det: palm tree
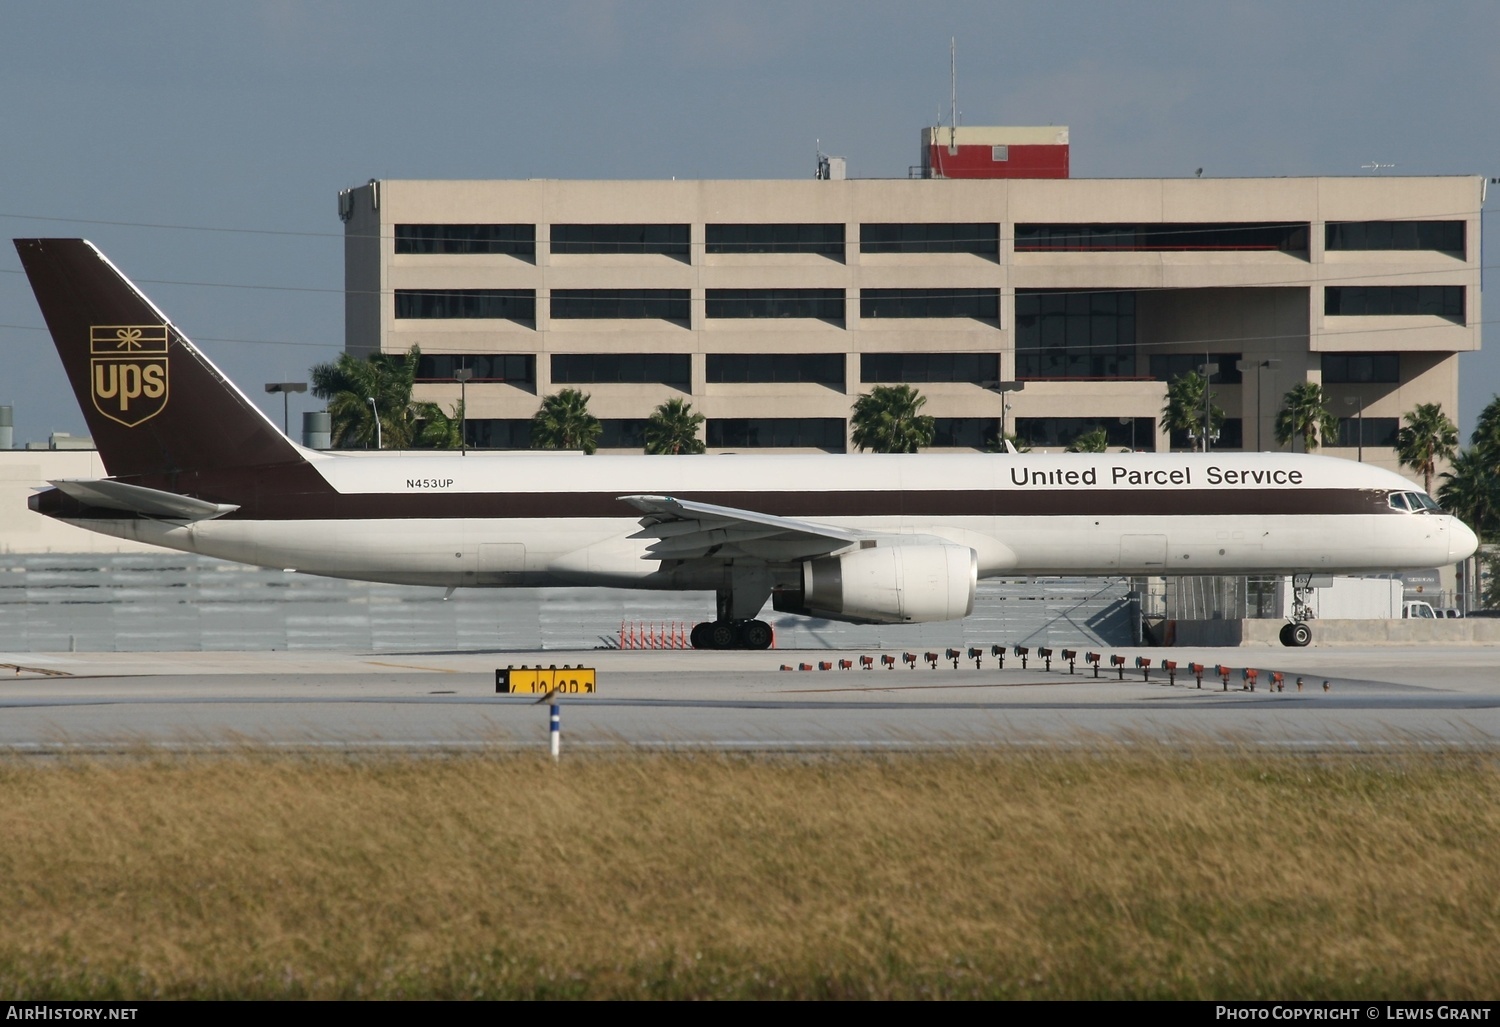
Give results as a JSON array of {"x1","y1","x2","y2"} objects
[
  {"x1": 1066, "y1": 427, "x2": 1109, "y2": 453},
  {"x1": 1159, "y1": 371, "x2": 1223, "y2": 451},
  {"x1": 644, "y1": 398, "x2": 705, "y2": 454},
  {"x1": 311, "y1": 344, "x2": 426, "y2": 449},
  {"x1": 417, "y1": 400, "x2": 464, "y2": 449},
  {"x1": 1439, "y1": 449, "x2": 1497, "y2": 539},
  {"x1": 984, "y1": 432, "x2": 1031, "y2": 454},
  {"x1": 1274, "y1": 382, "x2": 1337, "y2": 453},
  {"x1": 1396, "y1": 402, "x2": 1458, "y2": 494},
  {"x1": 531, "y1": 389, "x2": 602, "y2": 454},
  {"x1": 1440, "y1": 399, "x2": 1500, "y2": 612},
  {"x1": 850, "y1": 384, "x2": 936, "y2": 453},
  {"x1": 1440, "y1": 443, "x2": 1498, "y2": 615},
  {"x1": 1470, "y1": 395, "x2": 1500, "y2": 456}
]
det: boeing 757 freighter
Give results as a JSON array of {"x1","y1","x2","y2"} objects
[{"x1": 16, "y1": 239, "x2": 1478, "y2": 648}]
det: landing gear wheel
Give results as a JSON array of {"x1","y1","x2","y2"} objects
[
  {"x1": 1288, "y1": 622, "x2": 1312, "y2": 648},
  {"x1": 1278, "y1": 623, "x2": 1294, "y2": 647},
  {"x1": 708, "y1": 620, "x2": 738, "y2": 649},
  {"x1": 738, "y1": 619, "x2": 773, "y2": 650},
  {"x1": 690, "y1": 619, "x2": 773, "y2": 650}
]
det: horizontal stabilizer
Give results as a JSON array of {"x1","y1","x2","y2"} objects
[{"x1": 49, "y1": 478, "x2": 240, "y2": 521}]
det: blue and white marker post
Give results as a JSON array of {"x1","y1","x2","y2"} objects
[
  {"x1": 500, "y1": 672, "x2": 593, "y2": 760},
  {"x1": 550, "y1": 700, "x2": 561, "y2": 761}
]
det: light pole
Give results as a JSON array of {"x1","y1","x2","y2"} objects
[
  {"x1": 1343, "y1": 395, "x2": 1364, "y2": 462},
  {"x1": 1235, "y1": 358, "x2": 1280, "y2": 451},
  {"x1": 1118, "y1": 415, "x2": 1136, "y2": 452},
  {"x1": 454, "y1": 368, "x2": 473, "y2": 455},
  {"x1": 983, "y1": 380, "x2": 1025, "y2": 449},
  {"x1": 263, "y1": 381, "x2": 307, "y2": 436},
  {"x1": 367, "y1": 396, "x2": 381, "y2": 450},
  {"x1": 1197, "y1": 360, "x2": 1219, "y2": 452}
]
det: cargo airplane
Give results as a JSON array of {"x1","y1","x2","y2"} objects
[{"x1": 16, "y1": 239, "x2": 1479, "y2": 648}]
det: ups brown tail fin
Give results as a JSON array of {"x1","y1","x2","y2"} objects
[{"x1": 15, "y1": 239, "x2": 306, "y2": 480}]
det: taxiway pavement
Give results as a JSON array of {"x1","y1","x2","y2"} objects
[{"x1": 2, "y1": 644, "x2": 1499, "y2": 752}]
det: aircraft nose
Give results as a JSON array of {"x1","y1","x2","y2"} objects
[{"x1": 1449, "y1": 517, "x2": 1480, "y2": 563}]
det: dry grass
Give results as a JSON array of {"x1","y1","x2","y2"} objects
[{"x1": 1, "y1": 747, "x2": 1498, "y2": 999}]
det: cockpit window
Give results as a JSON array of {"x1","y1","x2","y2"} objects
[{"x1": 1388, "y1": 491, "x2": 1441, "y2": 513}]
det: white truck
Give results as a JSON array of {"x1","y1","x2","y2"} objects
[
  {"x1": 1402, "y1": 600, "x2": 1438, "y2": 619},
  {"x1": 1276, "y1": 576, "x2": 1405, "y2": 619}
]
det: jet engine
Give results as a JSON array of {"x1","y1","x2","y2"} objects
[{"x1": 773, "y1": 544, "x2": 977, "y2": 624}]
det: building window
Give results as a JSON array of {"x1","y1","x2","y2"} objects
[
  {"x1": 706, "y1": 353, "x2": 845, "y2": 386},
  {"x1": 551, "y1": 353, "x2": 691, "y2": 388},
  {"x1": 395, "y1": 289, "x2": 535, "y2": 322},
  {"x1": 1326, "y1": 221, "x2": 1464, "y2": 253},
  {"x1": 1167, "y1": 418, "x2": 1243, "y2": 452},
  {"x1": 1325, "y1": 286, "x2": 1464, "y2": 320},
  {"x1": 394, "y1": 224, "x2": 535, "y2": 257},
  {"x1": 414, "y1": 354, "x2": 535, "y2": 385},
  {"x1": 1015, "y1": 290, "x2": 1137, "y2": 379},
  {"x1": 860, "y1": 288, "x2": 999, "y2": 320},
  {"x1": 705, "y1": 289, "x2": 844, "y2": 320},
  {"x1": 1017, "y1": 416, "x2": 1159, "y2": 450},
  {"x1": 860, "y1": 223, "x2": 1000, "y2": 257},
  {"x1": 1150, "y1": 352, "x2": 1244, "y2": 385},
  {"x1": 550, "y1": 289, "x2": 691, "y2": 321},
  {"x1": 931, "y1": 418, "x2": 999, "y2": 449},
  {"x1": 599, "y1": 419, "x2": 650, "y2": 449},
  {"x1": 860, "y1": 352, "x2": 998, "y2": 384},
  {"x1": 707, "y1": 418, "x2": 846, "y2": 452},
  {"x1": 991, "y1": 146, "x2": 1009, "y2": 162},
  {"x1": 1014, "y1": 222, "x2": 1309, "y2": 253},
  {"x1": 1321, "y1": 352, "x2": 1400, "y2": 384},
  {"x1": 1336, "y1": 417, "x2": 1400, "y2": 448},
  {"x1": 705, "y1": 224, "x2": 844, "y2": 256},
  {"x1": 550, "y1": 224, "x2": 689, "y2": 257},
  {"x1": 465, "y1": 419, "x2": 532, "y2": 449}
]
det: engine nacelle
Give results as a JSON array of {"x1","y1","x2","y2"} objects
[{"x1": 774, "y1": 544, "x2": 977, "y2": 624}]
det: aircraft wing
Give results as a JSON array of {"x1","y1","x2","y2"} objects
[{"x1": 619, "y1": 494, "x2": 870, "y2": 562}]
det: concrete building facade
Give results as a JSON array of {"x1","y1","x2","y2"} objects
[{"x1": 340, "y1": 172, "x2": 1481, "y2": 473}]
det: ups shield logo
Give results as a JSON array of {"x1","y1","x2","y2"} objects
[{"x1": 90, "y1": 325, "x2": 169, "y2": 427}]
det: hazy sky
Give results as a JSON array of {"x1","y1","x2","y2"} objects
[{"x1": 3, "y1": 1, "x2": 1498, "y2": 446}]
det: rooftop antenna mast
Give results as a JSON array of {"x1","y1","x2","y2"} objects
[{"x1": 948, "y1": 37, "x2": 959, "y2": 155}]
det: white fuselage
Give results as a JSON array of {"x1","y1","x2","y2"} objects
[{"x1": 56, "y1": 449, "x2": 1476, "y2": 590}]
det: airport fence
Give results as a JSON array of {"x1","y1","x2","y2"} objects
[{"x1": 0, "y1": 553, "x2": 1137, "y2": 653}]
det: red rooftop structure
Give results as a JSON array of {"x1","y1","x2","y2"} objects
[{"x1": 920, "y1": 126, "x2": 1070, "y2": 179}]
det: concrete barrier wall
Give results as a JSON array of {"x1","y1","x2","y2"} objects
[{"x1": 1170, "y1": 618, "x2": 1500, "y2": 647}]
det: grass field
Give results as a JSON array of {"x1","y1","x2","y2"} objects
[{"x1": 1, "y1": 747, "x2": 1497, "y2": 999}]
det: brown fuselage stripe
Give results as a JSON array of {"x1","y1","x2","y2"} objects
[{"x1": 31, "y1": 463, "x2": 1401, "y2": 521}]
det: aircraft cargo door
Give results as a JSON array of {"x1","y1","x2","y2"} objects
[
  {"x1": 1119, "y1": 534, "x2": 1167, "y2": 572},
  {"x1": 480, "y1": 543, "x2": 527, "y2": 584}
]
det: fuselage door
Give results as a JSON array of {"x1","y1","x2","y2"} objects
[{"x1": 481, "y1": 543, "x2": 526, "y2": 579}]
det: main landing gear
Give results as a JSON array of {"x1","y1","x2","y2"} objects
[
  {"x1": 689, "y1": 619, "x2": 774, "y2": 650},
  {"x1": 690, "y1": 574, "x2": 775, "y2": 650},
  {"x1": 1279, "y1": 573, "x2": 1314, "y2": 647}
]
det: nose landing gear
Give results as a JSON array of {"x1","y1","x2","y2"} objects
[
  {"x1": 1280, "y1": 573, "x2": 1315, "y2": 647},
  {"x1": 1279, "y1": 621, "x2": 1312, "y2": 647}
]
